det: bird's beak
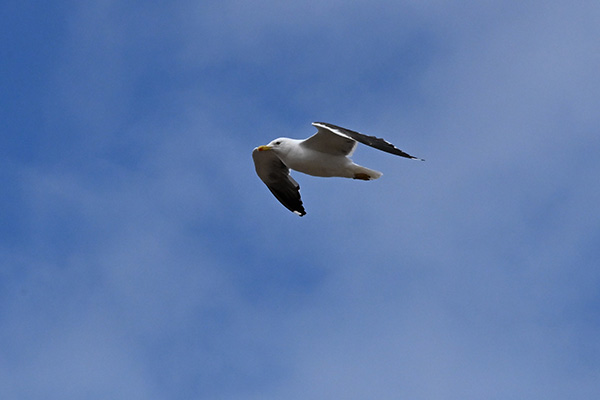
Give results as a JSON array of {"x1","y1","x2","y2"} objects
[{"x1": 257, "y1": 145, "x2": 272, "y2": 151}]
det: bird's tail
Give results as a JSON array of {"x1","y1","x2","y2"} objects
[{"x1": 351, "y1": 164, "x2": 382, "y2": 180}]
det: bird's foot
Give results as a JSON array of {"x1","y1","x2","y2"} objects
[{"x1": 353, "y1": 173, "x2": 371, "y2": 180}]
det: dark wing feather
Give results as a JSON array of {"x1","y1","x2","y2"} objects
[
  {"x1": 312, "y1": 122, "x2": 424, "y2": 160},
  {"x1": 252, "y1": 148, "x2": 306, "y2": 216}
]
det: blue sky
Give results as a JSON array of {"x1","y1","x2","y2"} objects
[{"x1": 2, "y1": 0, "x2": 600, "y2": 398}]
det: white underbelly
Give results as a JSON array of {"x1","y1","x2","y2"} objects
[{"x1": 285, "y1": 154, "x2": 353, "y2": 178}]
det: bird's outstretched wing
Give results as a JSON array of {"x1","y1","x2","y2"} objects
[
  {"x1": 301, "y1": 124, "x2": 358, "y2": 156},
  {"x1": 252, "y1": 148, "x2": 306, "y2": 216},
  {"x1": 311, "y1": 122, "x2": 424, "y2": 160}
]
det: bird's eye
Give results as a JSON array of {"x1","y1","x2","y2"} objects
[{"x1": 274, "y1": 141, "x2": 281, "y2": 145}]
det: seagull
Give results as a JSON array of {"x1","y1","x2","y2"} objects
[{"x1": 252, "y1": 122, "x2": 423, "y2": 216}]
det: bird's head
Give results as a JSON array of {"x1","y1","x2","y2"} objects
[{"x1": 257, "y1": 138, "x2": 288, "y2": 153}]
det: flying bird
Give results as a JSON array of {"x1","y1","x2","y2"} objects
[{"x1": 252, "y1": 122, "x2": 423, "y2": 216}]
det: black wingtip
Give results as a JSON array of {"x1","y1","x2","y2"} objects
[{"x1": 293, "y1": 209, "x2": 306, "y2": 217}]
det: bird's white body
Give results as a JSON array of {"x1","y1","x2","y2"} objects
[{"x1": 266, "y1": 138, "x2": 382, "y2": 180}]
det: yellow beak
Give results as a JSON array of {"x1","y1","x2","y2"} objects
[{"x1": 257, "y1": 145, "x2": 272, "y2": 151}]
